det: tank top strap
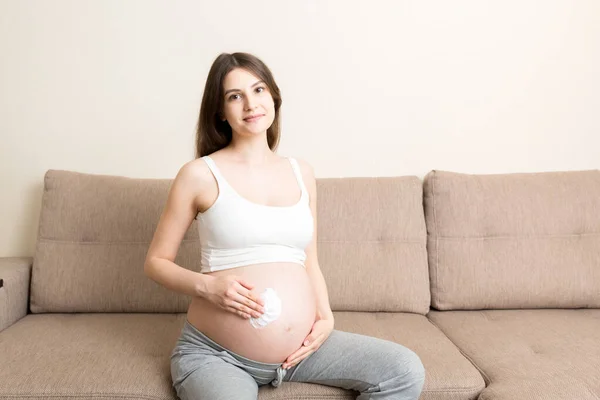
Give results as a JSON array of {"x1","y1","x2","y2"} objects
[
  {"x1": 202, "y1": 156, "x2": 233, "y2": 193},
  {"x1": 287, "y1": 157, "x2": 308, "y2": 200}
]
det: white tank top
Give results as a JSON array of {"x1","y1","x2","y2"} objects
[{"x1": 195, "y1": 155, "x2": 314, "y2": 273}]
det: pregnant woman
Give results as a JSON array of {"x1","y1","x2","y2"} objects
[{"x1": 144, "y1": 52, "x2": 425, "y2": 400}]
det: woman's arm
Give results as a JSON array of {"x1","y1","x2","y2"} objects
[{"x1": 144, "y1": 161, "x2": 214, "y2": 298}]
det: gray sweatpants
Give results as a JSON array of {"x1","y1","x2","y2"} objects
[{"x1": 170, "y1": 319, "x2": 425, "y2": 400}]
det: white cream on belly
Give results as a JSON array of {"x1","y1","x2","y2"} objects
[{"x1": 249, "y1": 288, "x2": 282, "y2": 328}]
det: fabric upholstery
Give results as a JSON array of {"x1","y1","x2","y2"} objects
[
  {"x1": 0, "y1": 312, "x2": 483, "y2": 400},
  {"x1": 423, "y1": 169, "x2": 600, "y2": 310},
  {"x1": 0, "y1": 257, "x2": 32, "y2": 332},
  {"x1": 333, "y1": 312, "x2": 484, "y2": 400},
  {"x1": 30, "y1": 170, "x2": 200, "y2": 313},
  {"x1": 316, "y1": 177, "x2": 430, "y2": 313},
  {"x1": 31, "y1": 170, "x2": 430, "y2": 314},
  {"x1": 428, "y1": 309, "x2": 600, "y2": 399}
]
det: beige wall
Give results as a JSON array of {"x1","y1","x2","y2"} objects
[{"x1": 1, "y1": 0, "x2": 599, "y2": 257}]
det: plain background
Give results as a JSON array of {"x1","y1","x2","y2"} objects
[{"x1": 1, "y1": 0, "x2": 599, "y2": 257}]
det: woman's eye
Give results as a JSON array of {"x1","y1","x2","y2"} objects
[
  {"x1": 256, "y1": 87, "x2": 265, "y2": 93},
  {"x1": 229, "y1": 94, "x2": 240, "y2": 101}
]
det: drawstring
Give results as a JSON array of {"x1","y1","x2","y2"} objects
[{"x1": 271, "y1": 366, "x2": 287, "y2": 388}]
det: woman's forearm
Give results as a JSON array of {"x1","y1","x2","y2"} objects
[{"x1": 144, "y1": 257, "x2": 214, "y2": 298}]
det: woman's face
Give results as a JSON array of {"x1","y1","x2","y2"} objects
[{"x1": 221, "y1": 68, "x2": 276, "y2": 138}]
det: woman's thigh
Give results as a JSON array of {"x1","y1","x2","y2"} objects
[
  {"x1": 171, "y1": 352, "x2": 258, "y2": 400},
  {"x1": 283, "y1": 330, "x2": 425, "y2": 397}
]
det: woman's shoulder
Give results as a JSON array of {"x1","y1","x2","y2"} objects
[
  {"x1": 285, "y1": 155, "x2": 316, "y2": 189},
  {"x1": 173, "y1": 158, "x2": 213, "y2": 191},
  {"x1": 287, "y1": 156, "x2": 315, "y2": 177}
]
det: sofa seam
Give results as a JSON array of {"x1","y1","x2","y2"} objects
[
  {"x1": 423, "y1": 386, "x2": 484, "y2": 393},
  {"x1": 425, "y1": 317, "x2": 491, "y2": 387},
  {"x1": 432, "y1": 171, "x2": 440, "y2": 307},
  {"x1": 437, "y1": 232, "x2": 600, "y2": 239}
]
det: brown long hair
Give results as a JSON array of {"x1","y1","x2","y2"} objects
[{"x1": 195, "y1": 52, "x2": 283, "y2": 158}]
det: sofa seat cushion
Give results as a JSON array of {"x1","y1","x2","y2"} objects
[
  {"x1": 1, "y1": 313, "x2": 349, "y2": 400},
  {"x1": 0, "y1": 312, "x2": 484, "y2": 400},
  {"x1": 428, "y1": 309, "x2": 600, "y2": 400},
  {"x1": 0, "y1": 313, "x2": 181, "y2": 400},
  {"x1": 325, "y1": 312, "x2": 485, "y2": 400}
]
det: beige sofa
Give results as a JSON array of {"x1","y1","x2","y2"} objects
[{"x1": 1, "y1": 168, "x2": 599, "y2": 400}]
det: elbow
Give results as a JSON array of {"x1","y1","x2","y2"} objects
[{"x1": 143, "y1": 256, "x2": 157, "y2": 277}]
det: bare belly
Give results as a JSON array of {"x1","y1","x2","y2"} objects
[{"x1": 186, "y1": 262, "x2": 317, "y2": 363}]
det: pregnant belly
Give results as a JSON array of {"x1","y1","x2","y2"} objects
[{"x1": 186, "y1": 263, "x2": 317, "y2": 363}]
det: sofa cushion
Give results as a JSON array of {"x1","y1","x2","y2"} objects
[
  {"x1": 428, "y1": 309, "x2": 600, "y2": 400},
  {"x1": 0, "y1": 257, "x2": 32, "y2": 332},
  {"x1": 0, "y1": 312, "x2": 484, "y2": 400},
  {"x1": 316, "y1": 177, "x2": 430, "y2": 313},
  {"x1": 0, "y1": 314, "x2": 180, "y2": 400},
  {"x1": 0, "y1": 314, "x2": 350, "y2": 400},
  {"x1": 331, "y1": 312, "x2": 484, "y2": 400},
  {"x1": 32, "y1": 170, "x2": 430, "y2": 314},
  {"x1": 423, "y1": 169, "x2": 600, "y2": 310},
  {"x1": 31, "y1": 170, "x2": 201, "y2": 313}
]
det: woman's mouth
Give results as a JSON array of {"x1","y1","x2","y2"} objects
[{"x1": 244, "y1": 114, "x2": 264, "y2": 123}]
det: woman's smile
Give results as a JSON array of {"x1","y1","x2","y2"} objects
[{"x1": 244, "y1": 114, "x2": 265, "y2": 123}]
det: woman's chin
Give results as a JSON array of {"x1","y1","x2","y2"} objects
[
  {"x1": 239, "y1": 127, "x2": 269, "y2": 137},
  {"x1": 236, "y1": 118, "x2": 273, "y2": 136}
]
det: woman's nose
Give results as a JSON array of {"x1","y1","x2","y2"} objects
[{"x1": 245, "y1": 97, "x2": 257, "y2": 110}]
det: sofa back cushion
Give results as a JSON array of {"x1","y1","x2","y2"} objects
[
  {"x1": 316, "y1": 177, "x2": 430, "y2": 313},
  {"x1": 32, "y1": 170, "x2": 430, "y2": 314},
  {"x1": 30, "y1": 170, "x2": 201, "y2": 313},
  {"x1": 423, "y1": 169, "x2": 600, "y2": 310}
]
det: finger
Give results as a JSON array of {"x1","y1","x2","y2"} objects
[
  {"x1": 235, "y1": 278, "x2": 254, "y2": 291},
  {"x1": 232, "y1": 280, "x2": 264, "y2": 309},
  {"x1": 233, "y1": 292, "x2": 264, "y2": 314},
  {"x1": 287, "y1": 336, "x2": 324, "y2": 365},
  {"x1": 232, "y1": 301, "x2": 262, "y2": 318},
  {"x1": 243, "y1": 289, "x2": 265, "y2": 310},
  {"x1": 226, "y1": 306, "x2": 251, "y2": 319},
  {"x1": 304, "y1": 333, "x2": 324, "y2": 347},
  {"x1": 285, "y1": 350, "x2": 302, "y2": 364},
  {"x1": 286, "y1": 346, "x2": 313, "y2": 365},
  {"x1": 286, "y1": 338, "x2": 316, "y2": 362},
  {"x1": 241, "y1": 287, "x2": 265, "y2": 308},
  {"x1": 286, "y1": 349, "x2": 315, "y2": 369}
]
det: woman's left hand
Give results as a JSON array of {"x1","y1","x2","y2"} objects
[{"x1": 282, "y1": 317, "x2": 334, "y2": 370}]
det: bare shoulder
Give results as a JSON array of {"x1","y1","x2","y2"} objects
[
  {"x1": 292, "y1": 157, "x2": 316, "y2": 181},
  {"x1": 172, "y1": 157, "x2": 219, "y2": 214},
  {"x1": 175, "y1": 157, "x2": 212, "y2": 191},
  {"x1": 291, "y1": 157, "x2": 317, "y2": 198}
]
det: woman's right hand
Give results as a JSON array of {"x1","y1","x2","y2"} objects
[{"x1": 205, "y1": 275, "x2": 265, "y2": 319}]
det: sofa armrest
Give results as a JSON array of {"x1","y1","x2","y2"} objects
[{"x1": 0, "y1": 257, "x2": 32, "y2": 333}]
